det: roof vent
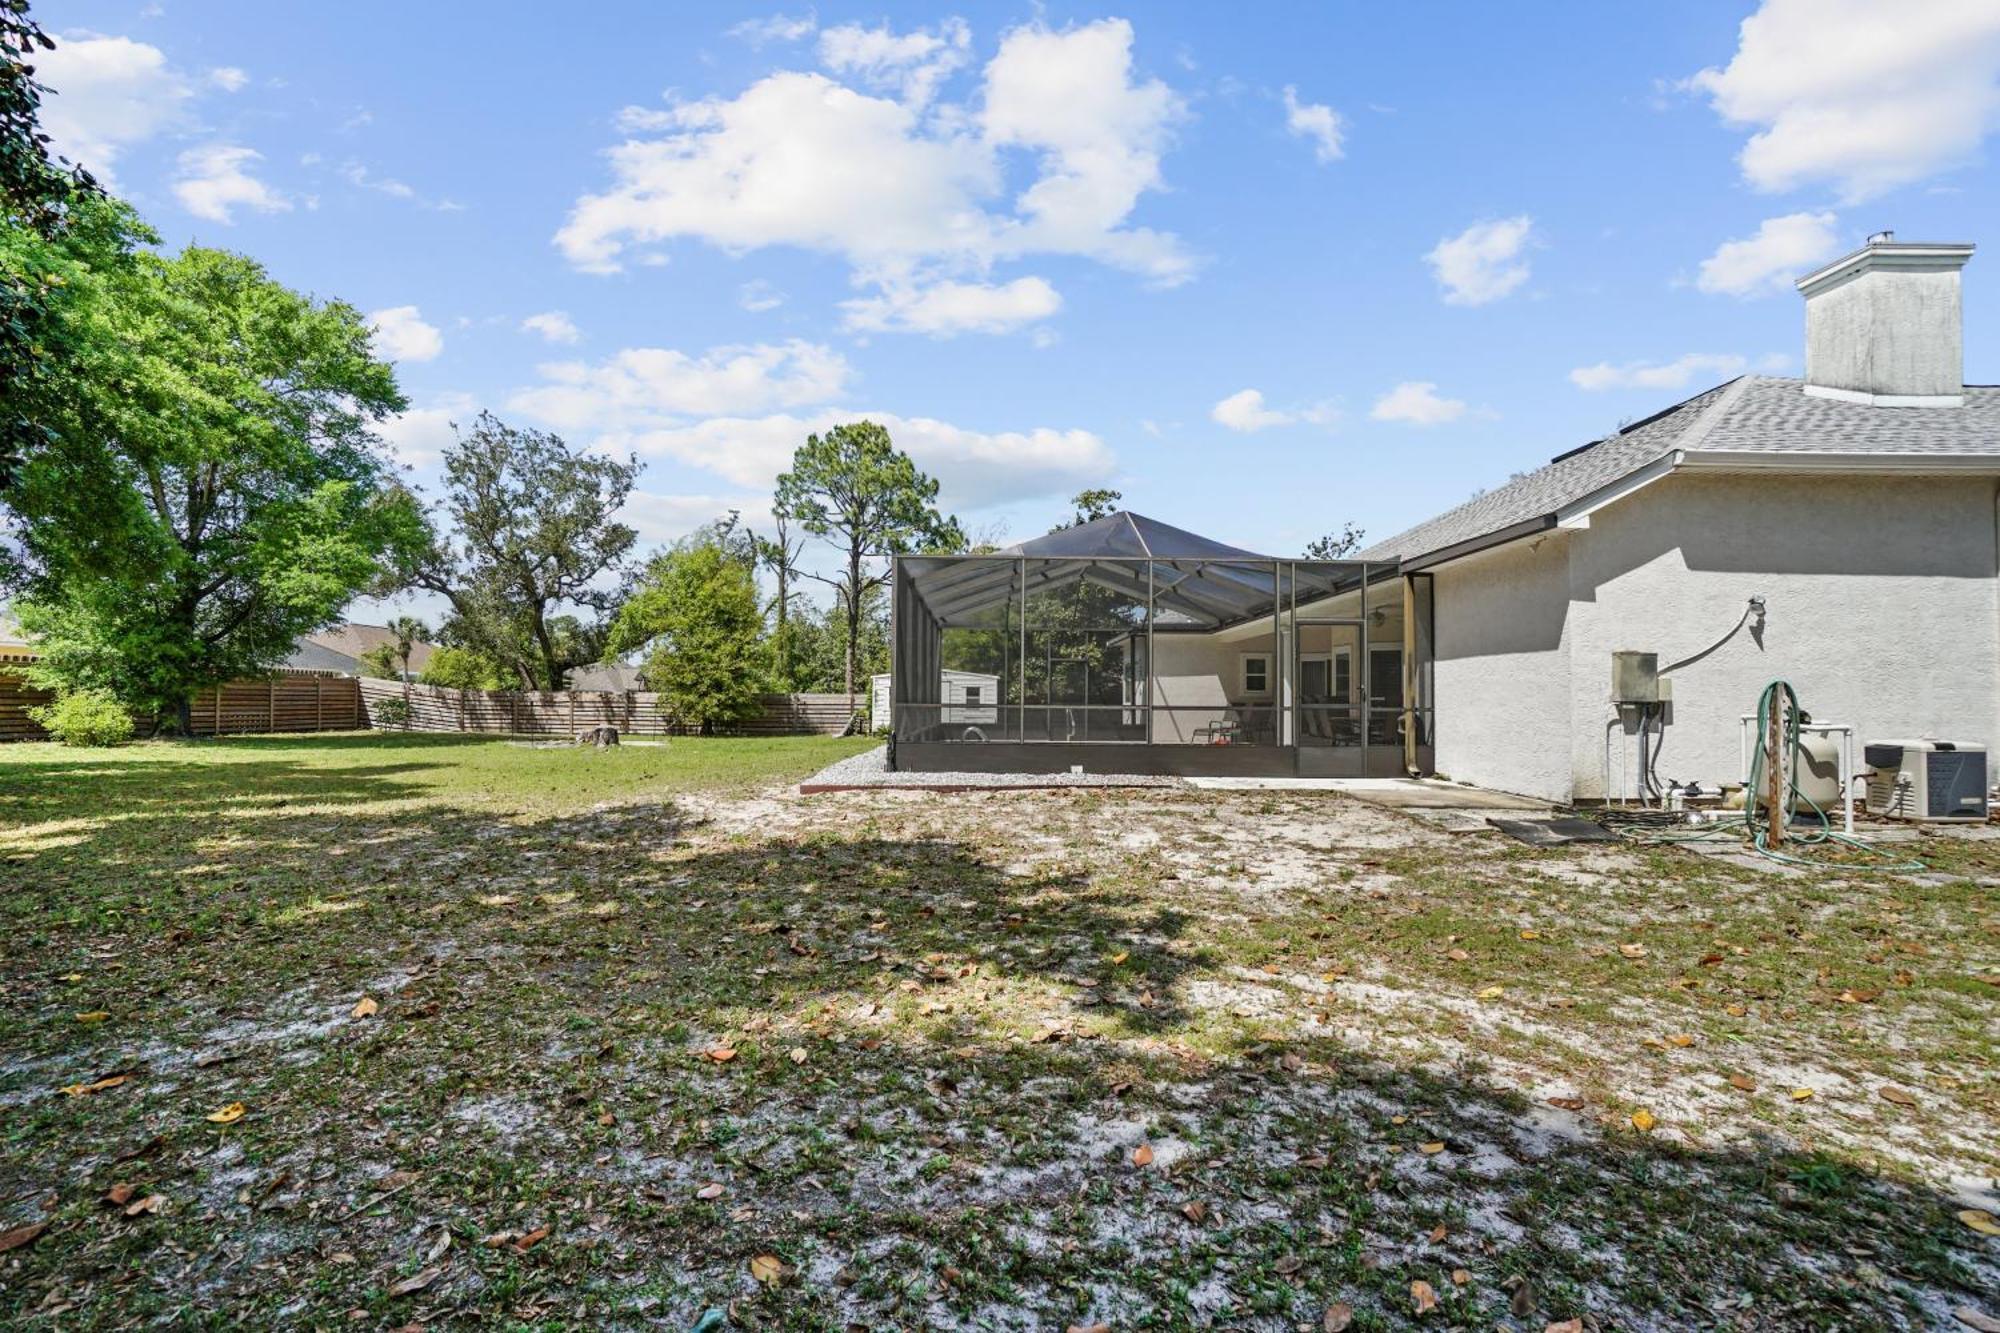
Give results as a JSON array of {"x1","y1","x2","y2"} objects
[{"x1": 1796, "y1": 236, "x2": 1973, "y2": 407}]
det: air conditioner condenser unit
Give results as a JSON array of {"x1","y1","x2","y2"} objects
[{"x1": 1863, "y1": 740, "x2": 1988, "y2": 822}]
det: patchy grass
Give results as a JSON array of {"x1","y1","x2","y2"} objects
[{"x1": 0, "y1": 737, "x2": 1995, "y2": 1330}]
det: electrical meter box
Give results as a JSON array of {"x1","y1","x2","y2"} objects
[{"x1": 1611, "y1": 651, "x2": 1660, "y2": 704}]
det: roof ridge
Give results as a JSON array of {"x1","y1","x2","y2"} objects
[{"x1": 1661, "y1": 374, "x2": 1754, "y2": 455}]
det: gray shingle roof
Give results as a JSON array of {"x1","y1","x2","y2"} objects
[{"x1": 1362, "y1": 377, "x2": 2000, "y2": 564}]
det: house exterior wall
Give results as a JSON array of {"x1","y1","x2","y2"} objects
[
  {"x1": 1429, "y1": 533, "x2": 1576, "y2": 800},
  {"x1": 1566, "y1": 471, "x2": 2000, "y2": 798},
  {"x1": 1426, "y1": 471, "x2": 2000, "y2": 802},
  {"x1": 1148, "y1": 633, "x2": 1244, "y2": 742}
]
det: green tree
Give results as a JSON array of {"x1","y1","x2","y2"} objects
[
  {"x1": 3, "y1": 0, "x2": 107, "y2": 492},
  {"x1": 607, "y1": 530, "x2": 766, "y2": 733},
  {"x1": 419, "y1": 644, "x2": 507, "y2": 691},
  {"x1": 7, "y1": 242, "x2": 419, "y2": 730},
  {"x1": 357, "y1": 615, "x2": 429, "y2": 681},
  {"x1": 773, "y1": 421, "x2": 963, "y2": 700},
  {"x1": 402, "y1": 413, "x2": 640, "y2": 691},
  {"x1": 1305, "y1": 523, "x2": 1365, "y2": 560},
  {"x1": 1063, "y1": 487, "x2": 1124, "y2": 528},
  {"x1": 746, "y1": 500, "x2": 806, "y2": 682}
]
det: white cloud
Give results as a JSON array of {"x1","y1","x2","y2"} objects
[
  {"x1": 1282, "y1": 86, "x2": 1344, "y2": 162},
  {"x1": 1209, "y1": 388, "x2": 1338, "y2": 433},
  {"x1": 557, "y1": 18, "x2": 1191, "y2": 330},
  {"x1": 1569, "y1": 352, "x2": 1750, "y2": 392},
  {"x1": 738, "y1": 280, "x2": 785, "y2": 312},
  {"x1": 520, "y1": 310, "x2": 582, "y2": 344},
  {"x1": 1687, "y1": 0, "x2": 2000, "y2": 201},
  {"x1": 206, "y1": 65, "x2": 248, "y2": 92},
  {"x1": 1696, "y1": 211, "x2": 1841, "y2": 296},
  {"x1": 37, "y1": 32, "x2": 192, "y2": 181},
  {"x1": 622, "y1": 492, "x2": 779, "y2": 547},
  {"x1": 339, "y1": 160, "x2": 462, "y2": 211},
  {"x1": 377, "y1": 395, "x2": 476, "y2": 471},
  {"x1": 1370, "y1": 381, "x2": 1468, "y2": 425},
  {"x1": 172, "y1": 143, "x2": 290, "y2": 223},
  {"x1": 507, "y1": 340, "x2": 852, "y2": 433},
  {"x1": 1424, "y1": 216, "x2": 1534, "y2": 306},
  {"x1": 615, "y1": 411, "x2": 1114, "y2": 512},
  {"x1": 367, "y1": 306, "x2": 445, "y2": 363},
  {"x1": 729, "y1": 12, "x2": 817, "y2": 46},
  {"x1": 840, "y1": 276, "x2": 1061, "y2": 336},
  {"x1": 818, "y1": 18, "x2": 970, "y2": 106}
]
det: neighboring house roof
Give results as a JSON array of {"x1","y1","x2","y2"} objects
[
  {"x1": 281, "y1": 640, "x2": 361, "y2": 675},
  {"x1": 1004, "y1": 510, "x2": 1269, "y2": 560},
  {"x1": 1362, "y1": 377, "x2": 2000, "y2": 568},
  {"x1": 566, "y1": 662, "x2": 646, "y2": 692},
  {"x1": 303, "y1": 623, "x2": 438, "y2": 674}
]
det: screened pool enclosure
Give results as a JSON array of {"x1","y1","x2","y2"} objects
[{"x1": 889, "y1": 512, "x2": 1434, "y2": 777}]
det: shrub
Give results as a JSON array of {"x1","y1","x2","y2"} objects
[
  {"x1": 28, "y1": 689, "x2": 135, "y2": 747},
  {"x1": 371, "y1": 694, "x2": 411, "y2": 729}
]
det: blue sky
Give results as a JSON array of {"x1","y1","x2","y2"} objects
[{"x1": 37, "y1": 1, "x2": 2000, "y2": 619}]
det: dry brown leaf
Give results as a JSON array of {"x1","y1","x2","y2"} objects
[
  {"x1": 389, "y1": 1266, "x2": 442, "y2": 1297},
  {"x1": 749, "y1": 1252, "x2": 785, "y2": 1285},
  {"x1": 512, "y1": 1225, "x2": 549, "y2": 1253},
  {"x1": 205, "y1": 1102, "x2": 246, "y2": 1124},
  {"x1": 1181, "y1": 1200, "x2": 1207, "y2": 1224},
  {"x1": 1131, "y1": 1143, "x2": 1154, "y2": 1167},
  {"x1": 1065, "y1": 1325, "x2": 1111, "y2": 1333},
  {"x1": 1476, "y1": 985, "x2": 1504, "y2": 1001},
  {"x1": 1618, "y1": 943, "x2": 1647, "y2": 959},
  {"x1": 102, "y1": 1183, "x2": 135, "y2": 1207},
  {"x1": 1879, "y1": 1086, "x2": 1918, "y2": 1107},
  {"x1": 58, "y1": 1074, "x2": 130, "y2": 1097},
  {"x1": 705, "y1": 1046, "x2": 737, "y2": 1063},
  {"x1": 1274, "y1": 1253, "x2": 1303, "y2": 1275},
  {"x1": 74, "y1": 1010, "x2": 110, "y2": 1024},
  {"x1": 1445, "y1": 948, "x2": 1471, "y2": 962},
  {"x1": 1518, "y1": 929, "x2": 1540, "y2": 940},
  {"x1": 1729, "y1": 1074, "x2": 1758, "y2": 1092},
  {"x1": 1427, "y1": 1223, "x2": 1448, "y2": 1243},
  {"x1": 1109, "y1": 951, "x2": 1129, "y2": 965},
  {"x1": 1323, "y1": 1303, "x2": 1355, "y2": 1332},
  {"x1": 1951, "y1": 1308, "x2": 2000, "y2": 1332},
  {"x1": 1958, "y1": 1208, "x2": 2000, "y2": 1237},
  {"x1": 788, "y1": 1047, "x2": 807, "y2": 1065},
  {"x1": 1725, "y1": 1003, "x2": 1748, "y2": 1017},
  {"x1": 123, "y1": 1194, "x2": 164, "y2": 1217},
  {"x1": 1630, "y1": 1109, "x2": 1657, "y2": 1133},
  {"x1": 1411, "y1": 1279, "x2": 1438, "y2": 1313},
  {"x1": 1545, "y1": 1321, "x2": 1584, "y2": 1333},
  {"x1": 696, "y1": 1181, "x2": 725, "y2": 1200},
  {"x1": 0, "y1": 1222, "x2": 47, "y2": 1254},
  {"x1": 1666, "y1": 1033, "x2": 1695, "y2": 1048},
  {"x1": 1420, "y1": 1141, "x2": 1446, "y2": 1155},
  {"x1": 351, "y1": 996, "x2": 379, "y2": 1019},
  {"x1": 1791, "y1": 1087, "x2": 1815, "y2": 1102}
]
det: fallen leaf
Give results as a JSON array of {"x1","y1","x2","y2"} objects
[
  {"x1": 1445, "y1": 948, "x2": 1470, "y2": 962},
  {"x1": 1725, "y1": 1003, "x2": 1748, "y2": 1017},
  {"x1": 0, "y1": 1222, "x2": 48, "y2": 1254},
  {"x1": 1518, "y1": 929, "x2": 1540, "y2": 940},
  {"x1": 123, "y1": 1194, "x2": 164, "y2": 1217},
  {"x1": 58, "y1": 1074, "x2": 130, "y2": 1097},
  {"x1": 102, "y1": 1183, "x2": 135, "y2": 1207},
  {"x1": 1618, "y1": 943, "x2": 1647, "y2": 959},
  {"x1": 1181, "y1": 1200, "x2": 1207, "y2": 1224},
  {"x1": 1065, "y1": 1325, "x2": 1111, "y2": 1333},
  {"x1": 749, "y1": 1252, "x2": 785, "y2": 1285},
  {"x1": 1131, "y1": 1143, "x2": 1154, "y2": 1167},
  {"x1": 205, "y1": 1102, "x2": 246, "y2": 1124},
  {"x1": 1411, "y1": 1279, "x2": 1438, "y2": 1313},
  {"x1": 788, "y1": 1047, "x2": 807, "y2": 1065},
  {"x1": 1953, "y1": 1308, "x2": 2000, "y2": 1332},
  {"x1": 1545, "y1": 1321, "x2": 1584, "y2": 1333},
  {"x1": 1879, "y1": 1086, "x2": 1918, "y2": 1107},
  {"x1": 1791, "y1": 1087, "x2": 1815, "y2": 1102},
  {"x1": 351, "y1": 996, "x2": 379, "y2": 1019},
  {"x1": 1323, "y1": 1302, "x2": 1355, "y2": 1332},
  {"x1": 1420, "y1": 1141, "x2": 1446, "y2": 1155},
  {"x1": 1109, "y1": 951, "x2": 1129, "y2": 965},
  {"x1": 388, "y1": 1266, "x2": 442, "y2": 1297},
  {"x1": 705, "y1": 1046, "x2": 737, "y2": 1063},
  {"x1": 1476, "y1": 985, "x2": 1505, "y2": 1001},
  {"x1": 1958, "y1": 1208, "x2": 2000, "y2": 1237},
  {"x1": 1666, "y1": 1033, "x2": 1695, "y2": 1048},
  {"x1": 1274, "y1": 1253, "x2": 1303, "y2": 1275},
  {"x1": 60, "y1": 972, "x2": 84, "y2": 983},
  {"x1": 512, "y1": 1225, "x2": 549, "y2": 1253},
  {"x1": 74, "y1": 1011, "x2": 110, "y2": 1023},
  {"x1": 1729, "y1": 1074, "x2": 1758, "y2": 1092},
  {"x1": 1546, "y1": 1096, "x2": 1586, "y2": 1111},
  {"x1": 1631, "y1": 1109, "x2": 1657, "y2": 1132},
  {"x1": 1428, "y1": 1223, "x2": 1448, "y2": 1243}
]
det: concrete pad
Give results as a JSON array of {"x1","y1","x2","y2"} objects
[{"x1": 1322, "y1": 778, "x2": 1550, "y2": 812}]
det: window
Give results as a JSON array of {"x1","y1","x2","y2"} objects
[
  {"x1": 1240, "y1": 654, "x2": 1270, "y2": 694},
  {"x1": 963, "y1": 686, "x2": 982, "y2": 706},
  {"x1": 1333, "y1": 647, "x2": 1352, "y2": 702}
]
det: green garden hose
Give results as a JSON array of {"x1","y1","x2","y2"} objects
[{"x1": 1739, "y1": 680, "x2": 1924, "y2": 871}]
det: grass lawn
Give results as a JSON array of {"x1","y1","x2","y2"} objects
[{"x1": 1, "y1": 734, "x2": 1996, "y2": 1330}]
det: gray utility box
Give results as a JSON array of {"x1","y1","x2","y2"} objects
[
  {"x1": 1611, "y1": 651, "x2": 1661, "y2": 704},
  {"x1": 1863, "y1": 740, "x2": 1988, "y2": 822}
]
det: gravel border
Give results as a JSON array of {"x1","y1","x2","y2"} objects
[{"x1": 799, "y1": 745, "x2": 1184, "y2": 792}]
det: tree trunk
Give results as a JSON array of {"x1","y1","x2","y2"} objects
[{"x1": 843, "y1": 546, "x2": 862, "y2": 706}]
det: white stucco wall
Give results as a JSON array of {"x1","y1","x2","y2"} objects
[
  {"x1": 1429, "y1": 533, "x2": 1576, "y2": 800},
  {"x1": 1149, "y1": 633, "x2": 1265, "y2": 742},
  {"x1": 1566, "y1": 472, "x2": 2000, "y2": 798}
]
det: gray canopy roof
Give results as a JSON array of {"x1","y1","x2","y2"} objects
[{"x1": 901, "y1": 511, "x2": 1382, "y2": 630}]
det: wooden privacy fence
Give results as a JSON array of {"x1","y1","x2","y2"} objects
[
  {"x1": 358, "y1": 677, "x2": 858, "y2": 737},
  {"x1": 0, "y1": 671, "x2": 361, "y2": 741}
]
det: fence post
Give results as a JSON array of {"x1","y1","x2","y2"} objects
[
  {"x1": 316, "y1": 676, "x2": 325, "y2": 731},
  {"x1": 267, "y1": 678, "x2": 276, "y2": 733},
  {"x1": 214, "y1": 686, "x2": 223, "y2": 736}
]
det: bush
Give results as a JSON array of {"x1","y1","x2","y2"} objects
[
  {"x1": 371, "y1": 694, "x2": 411, "y2": 729},
  {"x1": 28, "y1": 689, "x2": 135, "y2": 747}
]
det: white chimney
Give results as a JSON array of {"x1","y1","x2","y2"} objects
[{"x1": 1795, "y1": 234, "x2": 1974, "y2": 407}]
